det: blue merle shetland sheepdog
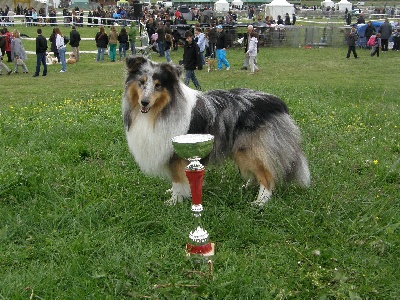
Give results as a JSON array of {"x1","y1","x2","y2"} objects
[{"x1": 122, "y1": 56, "x2": 310, "y2": 206}]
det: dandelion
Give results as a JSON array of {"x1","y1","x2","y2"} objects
[{"x1": 373, "y1": 160, "x2": 378, "y2": 165}]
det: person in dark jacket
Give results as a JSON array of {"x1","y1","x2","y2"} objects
[
  {"x1": 182, "y1": 30, "x2": 202, "y2": 90},
  {"x1": 33, "y1": 28, "x2": 48, "y2": 77},
  {"x1": 346, "y1": 27, "x2": 358, "y2": 59},
  {"x1": 69, "y1": 25, "x2": 81, "y2": 62},
  {"x1": 364, "y1": 21, "x2": 375, "y2": 49},
  {"x1": 378, "y1": 18, "x2": 392, "y2": 52},
  {"x1": 95, "y1": 26, "x2": 108, "y2": 62},
  {"x1": 49, "y1": 28, "x2": 59, "y2": 62}
]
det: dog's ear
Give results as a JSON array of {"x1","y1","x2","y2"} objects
[
  {"x1": 160, "y1": 63, "x2": 183, "y2": 80},
  {"x1": 126, "y1": 56, "x2": 147, "y2": 74}
]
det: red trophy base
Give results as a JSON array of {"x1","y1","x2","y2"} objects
[{"x1": 186, "y1": 243, "x2": 215, "y2": 257}]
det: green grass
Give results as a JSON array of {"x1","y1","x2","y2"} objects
[{"x1": 1, "y1": 25, "x2": 399, "y2": 299}]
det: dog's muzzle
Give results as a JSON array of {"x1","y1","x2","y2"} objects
[{"x1": 140, "y1": 99, "x2": 150, "y2": 113}]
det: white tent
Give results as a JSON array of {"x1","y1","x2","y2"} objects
[
  {"x1": 336, "y1": 0, "x2": 352, "y2": 12},
  {"x1": 214, "y1": 0, "x2": 230, "y2": 12},
  {"x1": 231, "y1": 0, "x2": 243, "y2": 8},
  {"x1": 264, "y1": 0, "x2": 295, "y2": 20},
  {"x1": 321, "y1": 0, "x2": 335, "y2": 9}
]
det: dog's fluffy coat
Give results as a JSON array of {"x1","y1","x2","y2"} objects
[{"x1": 123, "y1": 56, "x2": 310, "y2": 206}]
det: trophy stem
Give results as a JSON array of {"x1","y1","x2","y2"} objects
[{"x1": 185, "y1": 169, "x2": 214, "y2": 256}]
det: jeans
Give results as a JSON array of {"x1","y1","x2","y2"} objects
[
  {"x1": 157, "y1": 40, "x2": 165, "y2": 56},
  {"x1": 165, "y1": 49, "x2": 171, "y2": 63},
  {"x1": 129, "y1": 39, "x2": 136, "y2": 54},
  {"x1": 35, "y1": 52, "x2": 47, "y2": 75},
  {"x1": 59, "y1": 47, "x2": 67, "y2": 71},
  {"x1": 97, "y1": 47, "x2": 105, "y2": 61},
  {"x1": 109, "y1": 44, "x2": 117, "y2": 61},
  {"x1": 184, "y1": 69, "x2": 201, "y2": 90},
  {"x1": 119, "y1": 42, "x2": 127, "y2": 60},
  {"x1": 216, "y1": 48, "x2": 230, "y2": 70}
]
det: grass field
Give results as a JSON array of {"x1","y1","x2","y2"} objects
[{"x1": 1, "y1": 25, "x2": 399, "y2": 299}]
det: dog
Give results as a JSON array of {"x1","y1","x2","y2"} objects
[
  {"x1": 46, "y1": 53, "x2": 58, "y2": 65},
  {"x1": 122, "y1": 56, "x2": 310, "y2": 206},
  {"x1": 66, "y1": 53, "x2": 76, "y2": 64},
  {"x1": 205, "y1": 57, "x2": 216, "y2": 72}
]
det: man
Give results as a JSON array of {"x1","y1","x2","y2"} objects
[
  {"x1": 379, "y1": 18, "x2": 392, "y2": 52},
  {"x1": 215, "y1": 25, "x2": 230, "y2": 71},
  {"x1": 241, "y1": 25, "x2": 256, "y2": 70},
  {"x1": 182, "y1": 30, "x2": 202, "y2": 90},
  {"x1": 33, "y1": 28, "x2": 48, "y2": 77},
  {"x1": 69, "y1": 25, "x2": 81, "y2": 62}
]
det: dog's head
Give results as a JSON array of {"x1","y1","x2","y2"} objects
[{"x1": 124, "y1": 56, "x2": 183, "y2": 115}]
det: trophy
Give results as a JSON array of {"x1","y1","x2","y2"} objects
[{"x1": 172, "y1": 134, "x2": 215, "y2": 257}]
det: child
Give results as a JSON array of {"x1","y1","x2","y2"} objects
[
  {"x1": 371, "y1": 33, "x2": 381, "y2": 57},
  {"x1": 182, "y1": 30, "x2": 202, "y2": 91},
  {"x1": 164, "y1": 33, "x2": 172, "y2": 63},
  {"x1": 346, "y1": 27, "x2": 358, "y2": 60},
  {"x1": 246, "y1": 31, "x2": 259, "y2": 75}
]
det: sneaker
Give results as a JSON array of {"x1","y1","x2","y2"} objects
[
  {"x1": 249, "y1": 72, "x2": 255, "y2": 75},
  {"x1": 60, "y1": 70, "x2": 65, "y2": 73},
  {"x1": 32, "y1": 74, "x2": 39, "y2": 77},
  {"x1": 226, "y1": 67, "x2": 230, "y2": 70},
  {"x1": 241, "y1": 66, "x2": 247, "y2": 70},
  {"x1": 7, "y1": 70, "x2": 12, "y2": 75}
]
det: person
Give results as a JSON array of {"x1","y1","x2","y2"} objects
[
  {"x1": 284, "y1": 13, "x2": 291, "y2": 25},
  {"x1": 69, "y1": 25, "x2": 81, "y2": 62},
  {"x1": 164, "y1": 33, "x2": 172, "y2": 63},
  {"x1": 172, "y1": 28, "x2": 180, "y2": 51},
  {"x1": 128, "y1": 22, "x2": 137, "y2": 55},
  {"x1": 156, "y1": 22, "x2": 165, "y2": 57},
  {"x1": 118, "y1": 27, "x2": 128, "y2": 61},
  {"x1": 108, "y1": 25, "x2": 118, "y2": 62},
  {"x1": 195, "y1": 27, "x2": 205, "y2": 65},
  {"x1": 378, "y1": 18, "x2": 392, "y2": 52},
  {"x1": 33, "y1": 28, "x2": 48, "y2": 77},
  {"x1": 371, "y1": 33, "x2": 381, "y2": 57},
  {"x1": 207, "y1": 23, "x2": 217, "y2": 58},
  {"x1": 55, "y1": 27, "x2": 67, "y2": 72},
  {"x1": 241, "y1": 24, "x2": 256, "y2": 70},
  {"x1": 0, "y1": 53, "x2": 12, "y2": 75},
  {"x1": 364, "y1": 21, "x2": 375, "y2": 49},
  {"x1": 276, "y1": 15, "x2": 283, "y2": 25},
  {"x1": 49, "y1": 28, "x2": 60, "y2": 63},
  {"x1": 10, "y1": 30, "x2": 28, "y2": 74},
  {"x1": 215, "y1": 25, "x2": 230, "y2": 71},
  {"x1": 292, "y1": 14, "x2": 296, "y2": 25},
  {"x1": 246, "y1": 31, "x2": 259, "y2": 75},
  {"x1": 3, "y1": 27, "x2": 13, "y2": 62},
  {"x1": 95, "y1": 26, "x2": 108, "y2": 62},
  {"x1": 346, "y1": 12, "x2": 352, "y2": 26},
  {"x1": 346, "y1": 27, "x2": 358, "y2": 59},
  {"x1": 182, "y1": 30, "x2": 202, "y2": 91},
  {"x1": 392, "y1": 29, "x2": 399, "y2": 51}
]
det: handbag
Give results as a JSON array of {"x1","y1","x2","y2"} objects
[{"x1": 16, "y1": 56, "x2": 24, "y2": 66}]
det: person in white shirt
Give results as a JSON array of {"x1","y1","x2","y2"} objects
[
  {"x1": 55, "y1": 27, "x2": 67, "y2": 73},
  {"x1": 195, "y1": 27, "x2": 206, "y2": 65}
]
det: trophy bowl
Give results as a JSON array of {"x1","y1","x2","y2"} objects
[{"x1": 172, "y1": 134, "x2": 214, "y2": 160}]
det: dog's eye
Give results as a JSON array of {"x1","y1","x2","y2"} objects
[
  {"x1": 138, "y1": 77, "x2": 146, "y2": 85},
  {"x1": 154, "y1": 82, "x2": 162, "y2": 90}
]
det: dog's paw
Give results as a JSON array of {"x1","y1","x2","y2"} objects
[{"x1": 165, "y1": 182, "x2": 191, "y2": 205}]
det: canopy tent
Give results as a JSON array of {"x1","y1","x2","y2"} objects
[
  {"x1": 231, "y1": 0, "x2": 243, "y2": 8},
  {"x1": 214, "y1": 0, "x2": 229, "y2": 12},
  {"x1": 264, "y1": 0, "x2": 295, "y2": 20},
  {"x1": 321, "y1": 0, "x2": 335, "y2": 9},
  {"x1": 336, "y1": 0, "x2": 352, "y2": 12}
]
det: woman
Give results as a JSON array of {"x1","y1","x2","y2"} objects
[
  {"x1": 117, "y1": 27, "x2": 128, "y2": 61},
  {"x1": 49, "y1": 28, "x2": 60, "y2": 63},
  {"x1": 55, "y1": 27, "x2": 67, "y2": 72},
  {"x1": 95, "y1": 26, "x2": 108, "y2": 62},
  {"x1": 108, "y1": 25, "x2": 118, "y2": 62},
  {"x1": 128, "y1": 22, "x2": 137, "y2": 55},
  {"x1": 10, "y1": 30, "x2": 28, "y2": 74}
]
